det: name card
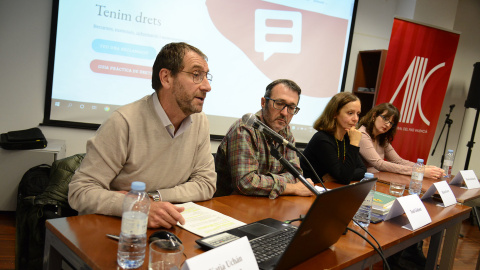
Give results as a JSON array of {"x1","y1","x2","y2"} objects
[
  {"x1": 450, "y1": 170, "x2": 480, "y2": 189},
  {"x1": 181, "y1": 237, "x2": 259, "y2": 270},
  {"x1": 384, "y1": 194, "x2": 431, "y2": 231},
  {"x1": 421, "y1": 180, "x2": 457, "y2": 207}
]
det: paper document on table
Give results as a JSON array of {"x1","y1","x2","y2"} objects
[
  {"x1": 175, "y1": 202, "x2": 246, "y2": 237},
  {"x1": 315, "y1": 186, "x2": 329, "y2": 193}
]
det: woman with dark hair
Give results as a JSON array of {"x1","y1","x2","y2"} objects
[
  {"x1": 358, "y1": 103, "x2": 444, "y2": 178},
  {"x1": 300, "y1": 92, "x2": 366, "y2": 185}
]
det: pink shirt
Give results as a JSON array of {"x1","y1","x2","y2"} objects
[{"x1": 358, "y1": 126, "x2": 415, "y2": 175}]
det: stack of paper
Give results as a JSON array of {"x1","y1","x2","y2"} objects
[{"x1": 371, "y1": 191, "x2": 397, "y2": 220}]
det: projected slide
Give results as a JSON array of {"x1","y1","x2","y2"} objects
[{"x1": 48, "y1": 0, "x2": 356, "y2": 143}]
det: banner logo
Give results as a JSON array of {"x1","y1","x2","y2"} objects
[{"x1": 389, "y1": 56, "x2": 445, "y2": 126}]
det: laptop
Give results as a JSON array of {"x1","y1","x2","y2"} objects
[{"x1": 196, "y1": 178, "x2": 377, "y2": 270}]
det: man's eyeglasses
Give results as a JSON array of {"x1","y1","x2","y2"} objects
[
  {"x1": 180, "y1": 71, "x2": 212, "y2": 84},
  {"x1": 265, "y1": 97, "x2": 300, "y2": 115},
  {"x1": 379, "y1": 114, "x2": 395, "y2": 127}
]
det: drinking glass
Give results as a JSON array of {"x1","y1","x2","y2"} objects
[
  {"x1": 149, "y1": 239, "x2": 184, "y2": 270},
  {"x1": 389, "y1": 182, "x2": 406, "y2": 197}
]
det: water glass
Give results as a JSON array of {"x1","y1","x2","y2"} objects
[
  {"x1": 389, "y1": 182, "x2": 406, "y2": 197},
  {"x1": 149, "y1": 239, "x2": 184, "y2": 270}
]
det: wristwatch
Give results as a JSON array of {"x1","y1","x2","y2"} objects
[{"x1": 148, "y1": 191, "x2": 161, "y2": 202}]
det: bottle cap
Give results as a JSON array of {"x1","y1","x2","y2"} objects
[
  {"x1": 448, "y1": 149, "x2": 453, "y2": 153},
  {"x1": 131, "y1": 181, "x2": 146, "y2": 191},
  {"x1": 417, "y1": 158, "x2": 424, "y2": 163},
  {"x1": 364, "y1": 172, "x2": 374, "y2": 179}
]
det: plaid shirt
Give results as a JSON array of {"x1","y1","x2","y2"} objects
[{"x1": 215, "y1": 110, "x2": 302, "y2": 199}]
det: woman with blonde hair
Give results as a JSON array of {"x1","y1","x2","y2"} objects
[
  {"x1": 358, "y1": 103, "x2": 444, "y2": 178},
  {"x1": 300, "y1": 92, "x2": 366, "y2": 184}
]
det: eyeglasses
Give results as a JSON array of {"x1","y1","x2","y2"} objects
[
  {"x1": 180, "y1": 71, "x2": 212, "y2": 84},
  {"x1": 379, "y1": 114, "x2": 395, "y2": 127},
  {"x1": 265, "y1": 97, "x2": 300, "y2": 115}
]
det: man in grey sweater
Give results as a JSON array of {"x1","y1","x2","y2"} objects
[{"x1": 68, "y1": 42, "x2": 216, "y2": 229}]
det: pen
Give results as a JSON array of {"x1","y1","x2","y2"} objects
[{"x1": 106, "y1": 234, "x2": 120, "y2": 241}]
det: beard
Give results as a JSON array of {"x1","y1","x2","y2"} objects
[
  {"x1": 172, "y1": 79, "x2": 203, "y2": 115},
  {"x1": 262, "y1": 106, "x2": 288, "y2": 133}
]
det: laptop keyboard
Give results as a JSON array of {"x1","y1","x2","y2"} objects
[{"x1": 250, "y1": 226, "x2": 297, "y2": 263}]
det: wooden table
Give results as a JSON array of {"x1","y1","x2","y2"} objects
[
  {"x1": 374, "y1": 171, "x2": 480, "y2": 203},
  {"x1": 43, "y1": 182, "x2": 471, "y2": 270},
  {"x1": 374, "y1": 171, "x2": 480, "y2": 269}
]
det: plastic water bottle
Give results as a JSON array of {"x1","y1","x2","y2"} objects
[
  {"x1": 117, "y1": 181, "x2": 151, "y2": 269},
  {"x1": 353, "y1": 173, "x2": 376, "y2": 228},
  {"x1": 442, "y1": 150, "x2": 455, "y2": 179},
  {"x1": 409, "y1": 159, "x2": 425, "y2": 195}
]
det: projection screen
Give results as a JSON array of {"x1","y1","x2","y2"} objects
[{"x1": 43, "y1": 0, "x2": 358, "y2": 144}]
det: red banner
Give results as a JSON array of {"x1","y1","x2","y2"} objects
[{"x1": 376, "y1": 18, "x2": 460, "y2": 163}]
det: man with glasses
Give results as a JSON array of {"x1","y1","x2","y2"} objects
[
  {"x1": 214, "y1": 79, "x2": 314, "y2": 198},
  {"x1": 69, "y1": 42, "x2": 216, "y2": 228}
]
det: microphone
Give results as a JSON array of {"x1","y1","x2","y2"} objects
[
  {"x1": 242, "y1": 113, "x2": 327, "y2": 191},
  {"x1": 269, "y1": 146, "x2": 321, "y2": 196},
  {"x1": 241, "y1": 113, "x2": 296, "y2": 151}
]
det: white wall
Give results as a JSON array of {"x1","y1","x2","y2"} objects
[
  {"x1": 345, "y1": 0, "x2": 399, "y2": 92},
  {"x1": 0, "y1": 1, "x2": 105, "y2": 156},
  {"x1": 1, "y1": 0, "x2": 479, "y2": 176},
  {"x1": 437, "y1": 0, "x2": 480, "y2": 176}
]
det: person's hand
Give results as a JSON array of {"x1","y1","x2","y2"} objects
[
  {"x1": 346, "y1": 126, "x2": 362, "y2": 146},
  {"x1": 424, "y1": 166, "x2": 445, "y2": 179},
  {"x1": 322, "y1": 173, "x2": 336, "y2": 183},
  {"x1": 148, "y1": 202, "x2": 185, "y2": 229},
  {"x1": 284, "y1": 179, "x2": 315, "y2": 196}
]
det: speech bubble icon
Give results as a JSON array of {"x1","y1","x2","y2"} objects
[{"x1": 255, "y1": 9, "x2": 302, "y2": 61}]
